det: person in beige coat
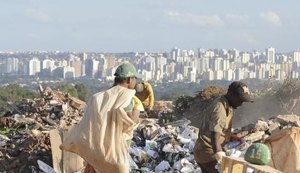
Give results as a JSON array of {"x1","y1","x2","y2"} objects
[
  {"x1": 193, "y1": 81, "x2": 253, "y2": 173},
  {"x1": 60, "y1": 62, "x2": 142, "y2": 173}
]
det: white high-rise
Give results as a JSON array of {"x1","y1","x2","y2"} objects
[
  {"x1": 196, "y1": 57, "x2": 209, "y2": 74},
  {"x1": 28, "y1": 58, "x2": 41, "y2": 76},
  {"x1": 241, "y1": 52, "x2": 251, "y2": 64},
  {"x1": 171, "y1": 47, "x2": 181, "y2": 61},
  {"x1": 212, "y1": 57, "x2": 223, "y2": 71},
  {"x1": 42, "y1": 59, "x2": 55, "y2": 69},
  {"x1": 266, "y1": 47, "x2": 276, "y2": 63},
  {"x1": 6, "y1": 57, "x2": 19, "y2": 74},
  {"x1": 292, "y1": 50, "x2": 300, "y2": 62}
]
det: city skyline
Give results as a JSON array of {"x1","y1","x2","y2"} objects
[
  {"x1": 1, "y1": 47, "x2": 300, "y2": 83},
  {"x1": 0, "y1": 0, "x2": 299, "y2": 53}
]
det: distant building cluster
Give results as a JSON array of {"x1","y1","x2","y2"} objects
[{"x1": 1, "y1": 47, "x2": 300, "y2": 82}]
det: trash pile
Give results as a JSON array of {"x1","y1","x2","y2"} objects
[
  {"x1": 128, "y1": 114, "x2": 300, "y2": 173},
  {"x1": 129, "y1": 118, "x2": 201, "y2": 173},
  {"x1": 0, "y1": 86, "x2": 86, "y2": 173},
  {"x1": 225, "y1": 114, "x2": 300, "y2": 157}
]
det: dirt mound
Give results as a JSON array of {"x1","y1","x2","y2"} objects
[
  {"x1": 177, "y1": 80, "x2": 300, "y2": 128},
  {"x1": 173, "y1": 86, "x2": 225, "y2": 127},
  {"x1": 196, "y1": 86, "x2": 226, "y2": 101},
  {"x1": 235, "y1": 79, "x2": 300, "y2": 127}
]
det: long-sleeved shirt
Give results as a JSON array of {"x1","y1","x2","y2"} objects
[
  {"x1": 135, "y1": 82, "x2": 154, "y2": 110},
  {"x1": 193, "y1": 96, "x2": 233, "y2": 164}
]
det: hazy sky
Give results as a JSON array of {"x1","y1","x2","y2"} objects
[{"x1": 0, "y1": 0, "x2": 299, "y2": 53}]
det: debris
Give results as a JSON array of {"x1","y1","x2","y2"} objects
[
  {"x1": 276, "y1": 114, "x2": 300, "y2": 127},
  {"x1": 129, "y1": 119, "x2": 201, "y2": 172},
  {"x1": 0, "y1": 86, "x2": 86, "y2": 173},
  {"x1": 37, "y1": 160, "x2": 57, "y2": 173},
  {"x1": 155, "y1": 160, "x2": 171, "y2": 172}
]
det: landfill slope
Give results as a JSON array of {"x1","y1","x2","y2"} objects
[
  {"x1": 178, "y1": 80, "x2": 300, "y2": 128},
  {"x1": 0, "y1": 86, "x2": 86, "y2": 173},
  {"x1": 1, "y1": 80, "x2": 300, "y2": 172}
]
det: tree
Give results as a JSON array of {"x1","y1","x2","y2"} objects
[
  {"x1": 0, "y1": 84, "x2": 38, "y2": 115},
  {"x1": 57, "y1": 84, "x2": 78, "y2": 98},
  {"x1": 75, "y1": 83, "x2": 89, "y2": 102}
]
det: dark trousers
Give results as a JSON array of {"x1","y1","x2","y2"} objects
[{"x1": 197, "y1": 160, "x2": 218, "y2": 173}]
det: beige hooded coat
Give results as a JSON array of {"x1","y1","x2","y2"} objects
[{"x1": 60, "y1": 85, "x2": 137, "y2": 173}]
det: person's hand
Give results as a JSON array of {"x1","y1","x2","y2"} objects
[
  {"x1": 144, "y1": 107, "x2": 150, "y2": 112},
  {"x1": 215, "y1": 151, "x2": 226, "y2": 164},
  {"x1": 230, "y1": 134, "x2": 241, "y2": 141}
]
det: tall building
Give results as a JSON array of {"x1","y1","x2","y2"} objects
[
  {"x1": 6, "y1": 57, "x2": 19, "y2": 74},
  {"x1": 85, "y1": 58, "x2": 99, "y2": 78},
  {"x1": 187, "y1": 67, "x2": 197, "y2": 82},
  {"x1": 28, "y1": 58, "x2": 41, "y2": 76},
  {"x1": 224, "y1": 69, "x2": 234, "y2": 81},
  {"x1": 241, "y1": 52, "x2": 251, "y2": 64},
  {"x1": 266, "y1": 47, "x2": 276, "y2": 63},
  {"x1": 40, "y1": 59, "x2": 55, "y2": 77},
  {"x1": 42, "y1": 59, "x2": 55, "y2": 69},
  {"x1": 196, "y1": 57, "x2": 209, "y2": 74},
  {"x1": 171, "y1": 47, "x2": 181, "y2": 61},
  {"x1": 235, "y1": 68, "x2": 245, "y2": 80},
  {"x1": 69, "y1": 58, "x2": 82, "y2": 78},
  {"x1": 98, "y1": 57, "x2": 107, "y2": 78},
  {"x1": 105, "y1": 56, "x2": 116, "y2": 69},
  {"x1": 181, "y1": 50, "x2": 188, "y2": 58},
  {"x1": 212, "y1": 57, "x2": 223, "y2": 71},
  {"x1": 203, "y1": 70, "x2": 214, "y2": 80},
  {"x1": 222, "y1": 59, "x2": 230, "y2": 71},
  {"x1": 64, "y1": 66, "x2": 75, "y2": 79},
  {"x1": 228, "y1": 48, "x2": 239, "y2": 59},
  {"x1": 292, "y1": 50, "x2": 300, "y2": 62},
  {"x1": 214, "y1": 70, "x2": 224, "y2": 80},
  {"x1": 154, "y1": 56, "x2": 167, "y2": 81},
  {"x1": 52, "y1": 66, "x2": 75, "y2": 79},
  {"x1": 79, "y1": 53, "x2": 88, "y2": 76}
]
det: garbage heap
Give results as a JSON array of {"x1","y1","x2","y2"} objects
[
  {"x1": 225, "y1": 114, "x2": 300, "y2": 157},
  {"x1": 128, "y1": 114, "x2": 300, "y2": 173},
  {"x1": 129, "y1": 118, "x2": 201, "y2": 173},
  {"x1": 0, "y1": 86, "x2": 86, "y2": 173}
]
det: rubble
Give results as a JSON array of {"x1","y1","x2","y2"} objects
[
  {"x1": 129, "y1": 119, "x2": 201, "y2": 173},
  {"x1": 275, "y1": 114, "x2": 300, "y2": 127},
  {"x1": 129, "y1": 114, "x2": 300, "y2": 172},
  {"x1": 227, "y1": 114, "x2": 300, "y2": 153},
  {"x1": 0, "y1": 86, "x2": 86, "y2": 173}
]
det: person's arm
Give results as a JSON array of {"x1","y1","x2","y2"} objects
[
  {"x1": 146, "y1": 83, "x2": 154, "y2": 109},
  {"x1": 130, "y1": 96, "x2": 142, "y2": 123},
  {"x1": 209, "y1": 103, "x2": 227, "y2": 163},
  {"x1": 124, "y1": 99, "x2": 138, "y2": 122},
  {"x1": 211, "y1": 131, "x2": 223, "y2": 153},
  {"x1": 211, "y1": 131, "x2": 226, "y2": 164},
  {"x1": 131, "y1": 110, "x2": 140, "y2": 123}
]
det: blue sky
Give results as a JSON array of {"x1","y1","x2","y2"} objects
[{"x1": 0, "y1": 0, "x2": 299, "y2": 53}]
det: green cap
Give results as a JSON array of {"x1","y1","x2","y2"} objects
[{"x1": 114, "y1": 62, "x2": 143, "y2": 79}]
